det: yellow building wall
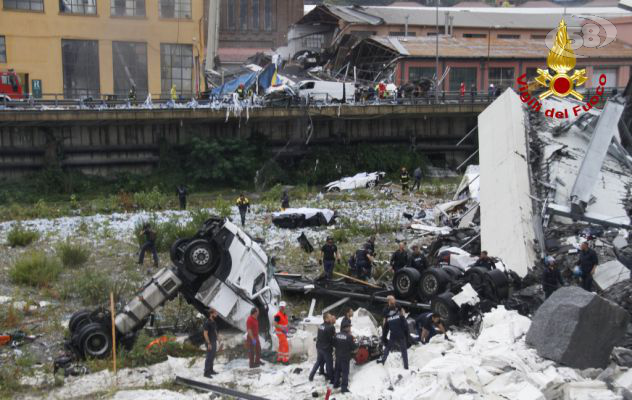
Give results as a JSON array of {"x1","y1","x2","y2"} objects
[{"x1": 0, "y1": 0, "x2": 205, "y2": 97}]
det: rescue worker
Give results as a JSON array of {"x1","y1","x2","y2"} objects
[
  {"x1": 138, "y1": 222, "x2": 158, "y2": 269},
  {"x1": 459, "y1": 82, "x2": 465, "y2": 100},
  {"x1": 128, "y1": 85, "x2": 136, "y2": 102},
  {"x1": 203, "y1": 309, "x2": 219, "y2": 378},
  {"x1": 390, "y1": 242, "x2": 410, "y2": 273},
  {"x1": 309, "y1": 313, "x2": 336, "y2": 383},
  {"x1": 235, "y1": 194, "x2": 250, "y2": 227},
  {"x1": 274, "y1": 301, "x2": 290, "y2": 364},
  {"x1": 400, "y1": 167, "x2": 410, "y2": 192},
  {"x1": 470, "y1": 84, "x2": 476, "y2": 103},
  {"x1": 333, "y1": 320, "x2": 354, "y2": 393},
  {"x1": 412, "y1": 166, "x2": 423, "y2": 191},
  {"x1": 341, "y1": 307, "x2": 353, "y2": 329},
  {"x1": 409, "y1": 244, "x2": 428, "y2": 273},
  {"x1": 176, "y1": 185, "x2": 187, "y2": 210},
  {"x1": 416, "y1": 312, "x2": 445, "y2": 344},
  {"x1": 366, "y1": 236, "x2": 376, "y2": 256},
  {"x1": 354, "y1": 243, "x2": 375, "y2": 280},
  {"x1": 246, "y1": 307, "x2": 262, "y2": 368},
  {"x1": 320, "y1": 236, "x2": 340, "y2": 280},
  {"x1": 236, "y1": 83, "x2": 245, "y2": 100},
  {"x1": 170, "y1": 84, "x2": 177, "y2": 102},
  {"x1": 281, "y1": 190, "x2": 290, "y2": 211},
  {"x1": 378, "y1": 296, "x2": 409, "y2": 369},
  {"x1": 542, "y1": 256, "x2": 564, "y2": 298},
  {"x1": 474, "y1": 251, "x2": 495, "y2": 270},
  {"x1": 578, "y1": 242, "x2": 598, "y2": 292}
]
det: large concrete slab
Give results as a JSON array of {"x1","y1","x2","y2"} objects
[{"x1": 478, "y1": 89, "x2": 536, "y2": 277}]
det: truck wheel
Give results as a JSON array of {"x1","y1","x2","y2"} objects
[
  {"x1": 329, "y1": 187, "x2": 341, "y2": 193},
  {"x1": 484, "y1": 269, "x2": 510, "y2": 300},
  {"x1": 431, "y1": 292, "x2": 460, "y2": 326},
  {"x1": 366, "y1": 180, "x2": 376, "y2": 189},
  {"x1": 418, "y1": 268, "x2": 450, "y2": 300},
  {"x1": 170, "y1": 238, "x2": 189, "y2": 268},
  {"x1": 69, "y1": 310, "x2": 91, "y2": 334},
  {"x1": 77, "y1": 322, "x2": 112, "y2": 359},
  {"x1": 465, "y1": 267, "x2": 489, "y2": 288},
  {"x1": 184, "y1": 239, "x2": 218, "y2": 275},
  {"x1": 393, "y1": 268, "x2": 421, "y2": 299}
]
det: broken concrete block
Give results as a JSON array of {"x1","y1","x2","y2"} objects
[
  {"x1": 526, "y1": 286, "x2": 630, "y2": 369},
  {"x1": 614, "y1": 369, "x2": 632, "y2": 392},
  {"x1": 594, "y1": 259, "x2": 630, "y2": 290},
  {"x1": 562, "y1": 381, "x2": 621, "y2": 400}
]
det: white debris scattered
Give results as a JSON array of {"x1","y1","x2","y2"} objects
[
  {"x1": 272, "y1": 207, "x2": 335, "y2": 224},
  {"x1": 452, "y1": 283, "x2": 480, "y2": 307},
  {"x1": 594, "y1": 259, "x2": 630, "y2": 290}
]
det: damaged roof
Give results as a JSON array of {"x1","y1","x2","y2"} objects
[
  {"x1": 297, "y1": 5, "x2": 632, "y2": 30},
  {"x1": 368, "y1": 35, "x2": 632, "y2": 59}
]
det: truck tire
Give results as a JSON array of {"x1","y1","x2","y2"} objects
[
  {"x1": 484, "y1": 269, "x2": 510, "y2": 300},
  {"x1": 465, "y1": 267, "x2": 489, "y2": 288},
  {"x1": 366, "y1": 180, "x2": 376, "y2": 189},
  {"x1": 418, "y1": 268, "x2": 451, "y2": 300},
  {"x1": 69, "y1": 310, "x2": 91, "y2": 334},
  {"x1": 77, "y1": 322, "x2": 112, "y2": 359},
  {"x1": 431, "y1": 292, "x2": 460, "y2": 327},
  {"x1": 393, "y1": 268, "x2": 421, "y2": 299},
  {"x1": 170, "y1": 238, "x2": 189, "y2": 268},
  {"x1": 442, "y1": 265, "x2": 465, "y2": 280},
  {"x1": 184, "y1": 239, "x2": 218, "y2": 275}
]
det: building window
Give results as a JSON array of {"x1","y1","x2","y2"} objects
[
  {"x1": 3, "y1": 0, "x2": 43, "y2": 11},
  {"x1": 498, "y1": 34, "x2": 520, "y2": 39},
  {"x1": 531, "y1": 34, "x2": 546, "y2": 40},
  {"x1": 62, "y1": 39, "x2": 100, "y2": 99},
  {"x1": 159, "y1": 0, "x2": 191, "y2": 19},
  {"x1": 302, "y1": 33, "x2": 325, "y2": 49},
  {"x1": 0, "y1": 36, "x2": 6, "y2": 63},
  {"x1": 264, "y1": 0, "x2": 272, "y2": 31},
  {"x1": 409, "y1": 67, "x2": 435, "y2": 82},
  {"x1": 449, "y1": 67, "x2": 477, "y2": 91},
  {"x1": 240, "y1": 0, "x2": 248, "y2": 30},
  {"x1": 593, "y1": 67, "x2": 618, "y2": 87},
  {"x1": 463, "y1": 33, "x2": 486, "y2": 38},
  {"x1": 160, "y1": 43, "x2": 193, "y2": 97},
  {"x1": 489, "y1": 67, "x2": 515, "y2": 89},
  {"x1": 227, "y1": 0, "x2": 235, "y2": 29},
  {"x1": 252, "y1": 0, "x2": 259, "y2": 30},
  {"x1": 389, "y1": 31, "x2": 417, "y2": 38},
  {"x1": 60, "y1": 0, "x2": 97, "y2": 15},
  {"x1": 111, "y1": 0, "x2": 145, "y2": 17},
  {"x1": 526, "y1": 67, "x2": 538, "y2": 80},
  {"x1": 427, "y1": 27, "x2": 445, "y2": 36},
  {"x1": 351, "y1": 31, "x2": 377, "y2": 38},
  {"x1": 113, "y1": 41, "x2": 148, "y2": 97}
]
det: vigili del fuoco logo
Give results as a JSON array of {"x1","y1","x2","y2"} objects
[{"x1": 517, "y1": 19, "x2": 609, "y2": 119}]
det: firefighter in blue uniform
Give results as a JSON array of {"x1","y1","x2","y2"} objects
[
  {"x1": 333, "y1": 320, "x2": 354, "y2": 393},
  {"x1": 309, "y1": 313, "x2": 336, "y2": 383},
  {"x1": 377, "y1": 295, "x2": 409, "y2": 369}
]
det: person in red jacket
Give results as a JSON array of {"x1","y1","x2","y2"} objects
[
  {"x1": 460, "y1": 82, "x2": 465, "y2": 100},
  {"x1": 246, "y1": 308, "x2": 262, "y2": 368},
  {"x1": 274, "y1": 301, "x2": 290, "y2": 364}
]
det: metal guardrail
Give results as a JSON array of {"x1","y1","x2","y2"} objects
[{"x1": 0, "y1": 87, "x2": 624, "y2": 111}]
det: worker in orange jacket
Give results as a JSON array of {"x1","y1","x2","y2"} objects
[{"x1": 274, "y1": 301, "x2": 290, "y2": 364}]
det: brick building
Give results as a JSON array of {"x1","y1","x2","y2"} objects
[{"x1": 215, "y1": 0, "x2": 304, "y2": 67}]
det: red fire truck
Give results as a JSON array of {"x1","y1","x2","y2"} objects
[{"x1": 0, "y1": 70, "x2": 24, "y2": 101}]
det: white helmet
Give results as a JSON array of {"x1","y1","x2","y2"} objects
[{"x1": 279, "y1": 301, "x2": 287, "y2": 307}]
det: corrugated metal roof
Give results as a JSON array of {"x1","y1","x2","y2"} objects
[
  {"x1": 308, "y1": 5, "x2": 631, "y2": 29},
  {"x1": 370, "y1": 35, "x2": 632, "y2": 59}
]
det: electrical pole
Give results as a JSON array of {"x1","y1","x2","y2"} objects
[{"x1": 435, "y1": 0, "x2": 440, "y2": 102}]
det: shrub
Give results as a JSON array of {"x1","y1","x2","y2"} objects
[
  {"x1": 135, "y1": 217, "x2": 197, "y2": 253},
  {"x1": 6, "y1": 224, "x2": 40, "y2": 247},
  {"x1": 212, "y1": 197, "x2": 232, "y2": 219},
  {"x1": 56, "y1": 239, "x2": 90, "y2": 268},
  {"x1": 10, "y1": 251, "x2": 63, "y2": 287},
  {"x1": 70, "y1": 268, "x2": 113, "y2": 305},
  {"x1": 133, "y1": 186, "x2": 170, "y2": 211}
]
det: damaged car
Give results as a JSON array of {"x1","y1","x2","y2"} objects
[
  {"x1": 66, "y1": 217, "x2": 281, "y2": 359},
  {"x1": 324, "y1": 171, "x2": 386, "y2": 192},
  {"x1": 272, "y1": 208, "x2": 336, "y2": 229}
]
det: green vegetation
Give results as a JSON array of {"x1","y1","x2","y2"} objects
[
  {"x1": 6, "y1": 224, "x2": 40, "y2": 247},
  {"x1": 9, "y1": 251, "x2": 63, "y2": 287},
  {"x1": 56, "y1": 239, "x2": 90, "y2": 268},
  {"x1": 134, "y1": 209, "x2": 214, "y2": 252},
  {"x1": 331, "y1": 215, "x2": 399, "y2": 243},
  {"x1": 0, "y1": 352, "x2": 37, "y2": 397},
  {"x1": 85, "y1": 332, "x2": 203, "y2": 372}
]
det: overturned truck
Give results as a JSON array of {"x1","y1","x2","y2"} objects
[{"x1": 66, "y1": 218, "x2": 281, "y2": 359}]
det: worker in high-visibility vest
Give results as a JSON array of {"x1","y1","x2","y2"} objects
[
  {"x1": 274, "y1": 301, "x2": 290, "y2": 364},
  {"x1": 170, "y1": 84, "x2": 177, "y2": 102}
]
